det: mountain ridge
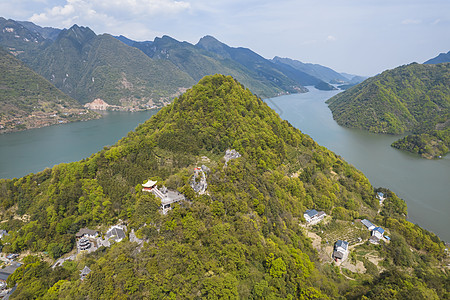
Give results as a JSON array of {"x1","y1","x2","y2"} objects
[{"x1": 424, "y1": 50, "x2": 450, "y2": 64}]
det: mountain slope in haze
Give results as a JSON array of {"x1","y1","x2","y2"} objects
[
  {"x1": 0, "y1": 75, "x2": 446, "y2": 299},
  {"x1": 424, "y1": 51, "x2": 450, "y2": 64},
  {"x1": 327, "y1": 63, "x2": 450, "y2": 158},
  {"x1": 28, "y1": 25, "x2": 194, "y2": 108},
  {"x1": 196, "y1": 35, "x2": 309, "y2": 94},
  {"x1": 116, "y1": 34, "x2": 289, "y2": 98},
  {"x1": 0, "y1": 17, "x2": 51, "y2": 65},
  {"x1": 272, "y1": 56, "x2": 349, "y2": 83},
  {"x1": 17, "y1": 20, "x2": 61, "y2": 40},
  {"x1": 0, "y1": 47, "x2": 99, "y2": 133}
]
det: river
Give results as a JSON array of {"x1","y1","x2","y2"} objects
[
  {"x1": 0, "y1": 110, "x2": 157, "y2": 179},
  {"x1": 266, "y1": 87, "x2": 450, "y2": 241},
  {"x1": 0, "y1": 90, "x2": 449, "y2": 241}
]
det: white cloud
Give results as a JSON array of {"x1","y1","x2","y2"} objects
[
  {"x1": 29, "y1": 0, "x2": 191, "y2": 30},
  {"x1": 401, "y1": 19, "x2": 422, "y2": 25},
  {"x1": 326, "y1": 35, "x2": 337, "y2": 42},
  {"x1": 431, "y1": 19, "x2": 441, "y2": 25}
]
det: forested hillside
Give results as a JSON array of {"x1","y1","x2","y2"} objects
[
  {"x1": 327, "y1": 63, "x2": 450, "y2": 158},
  {"x1": 0, "y1": 47, "x2": 99, "y2": 133},
  {"x1": 0, "y1": 75, "x2": 447, "y2": 299},
  {"x1": 28, "y1": 25, "x2": 194, "y2": 108}
]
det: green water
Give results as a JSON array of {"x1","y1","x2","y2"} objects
[
  {"x1": 0, "y1": 110, "x2": 157, "y2": 179},
  {"x1": 266, "y1": 87, "x2": 450, "y2": 241},
  {"x1": 0, "y1": 91, "x2": 449, "y2": 241}
]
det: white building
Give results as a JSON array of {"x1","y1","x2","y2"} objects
[
  {"x1": 333, "y1": 240, "x2": 349, "y2": 261},
  {"x1": 361, "y1": 219, "x2": 376, "y2": 231},
  {"x1": 142, "y1": 180, "x2": 185, "y2": 214},
  {"x1": 372, "y1": 227, "x2": 385, "y2": 239},
  {"x1": 304, "y1": 209, "x2": 326, "y2": 224}
]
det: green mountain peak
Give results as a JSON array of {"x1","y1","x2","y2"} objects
[{"x1": 0, "y1": 72, "x2": 447, "y2": 300}]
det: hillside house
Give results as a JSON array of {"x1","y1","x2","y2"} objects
[
  {"x1": 106, "y1": 225, "x2": 126, "y2": 243},
  {"x1": 142, "y1": 180, "x2": 186, "y2": 214},
  {"x1": 377, "y1": 192, "x2": 385, "y2": 205},
  {"x1": 80, "y1": 266, "x2": 91, "y2": 281},
  {"x1": 304, "y1": 209, "x2": 326, "y2": 224},
  {"x1": 333, "y1": 240, "x2": 349, "y2": 261},
  {"x1": 361, "y1": 219, "x2": 376, "y2": 231},
  {"x1": 372, "y1": 227, "x2": 385, "y2": 239},
  {"x1": 75, "y1": 228, "x2": 99, "y2": 240}
]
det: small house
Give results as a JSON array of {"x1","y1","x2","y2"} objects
[
  {"x1": 75, "y1": 228, "x2": 99, "y2": 240},
  {"x1": 361, "y1": 219, "x2": 376, "y2": 231},
  {"x1": 372, "y1": 227, "x2": 385, "y2": 239},
  {"x1": 304, "y1": 209, "x2": 326, "y2": 224},
  {"x1": 333, "y1": 240, "x2": 349, "y2": 261},
  {"x1": 106, "y1": 225, "x2": 126, "y2": 243},
  {"x1": 80, "y1": 266, "x2": 91, "y2": 281}
]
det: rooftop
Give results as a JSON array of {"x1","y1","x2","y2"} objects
[
  {"x1": 76, "y1": 228, "x2": 98, "y2": 238},
  {"x1": 305, "y1": 209, "x2": 319, "y2": 218},
  {"x1": 373, "y1": 227, "x2": 385, "y2": 234},
  {"x1": 335, "y1": 240, "x2": 349, "y2": 251},
  {"x1": 142, "y1": 180, "x2": 157, "y2": 188},
  {"x1": 106, "y1": 226, "x2": 126, "y2": 241},
  {"x1": 361, "y1": 219, "x2": 375, "y2": 228}
]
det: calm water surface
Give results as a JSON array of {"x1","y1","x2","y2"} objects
[
  {"x1": 266, "y1": 87, "x2": 450, "y2": 241},
  {"x1": 1, "y1": 90, "x2": 449, "y2": 241},
  {"x1": 0, "y1": 110, "x2": 157, "y2": 179}
]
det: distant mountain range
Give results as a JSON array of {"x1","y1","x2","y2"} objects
[
  {"x1": 0, "y1": 47, "x2": 99, "y2": 133},
  {"x1": 0, "y1": 17, "x2": 361, "y2": 113},
  {"x1": 424, "y1": 50, "x2": 450, "y2": 64}
]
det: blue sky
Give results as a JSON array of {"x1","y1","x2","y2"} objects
[{"x1": 1, "y1": 0, "x2": 449, "y2": 76}]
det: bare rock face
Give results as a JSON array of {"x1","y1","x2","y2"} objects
[
  {"x1": 84, "y1": 98, "x2": 110, "y2": 110},
  {"x1": 224, "y1": 149, "x2": 241, "y2": 166}
]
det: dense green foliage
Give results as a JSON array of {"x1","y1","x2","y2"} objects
[
  {"x1": 391, "y1": 129, "x2": 449, "y2": 158},
  {"x1": 0, "y1": 75, "x2": 447, "y2": 298},
  {"x1": 0, "y1": 47, "x2": 99, "y2": 133},
  {"x1": 327, "y1": 63, "x2": 450, "y2": 158}
]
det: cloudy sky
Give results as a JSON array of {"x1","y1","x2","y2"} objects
[{"x1": 1, "y1": 0, "x2": 449, "y2": 76}]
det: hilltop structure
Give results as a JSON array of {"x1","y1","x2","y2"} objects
[{"x1": 142, "y1": 180, "x2": 185, "y2": 214}]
